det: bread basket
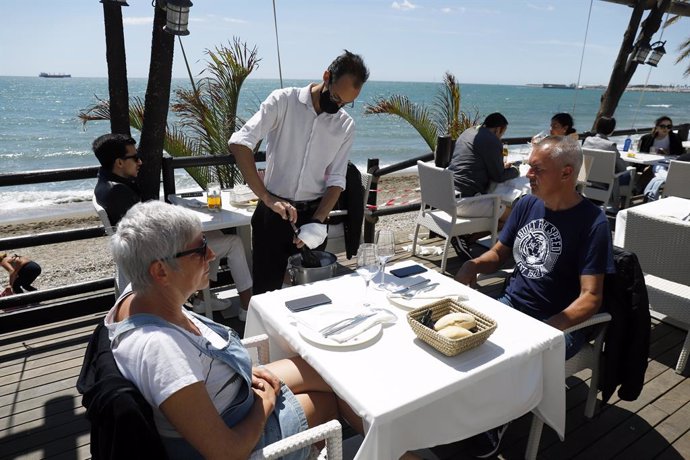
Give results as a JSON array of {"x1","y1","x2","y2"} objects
[{"x1": 407, "y1": 298, "x2": 497, "y2": 357}]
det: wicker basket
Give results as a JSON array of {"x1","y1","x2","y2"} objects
[{"x1": 407, "y1": 298, "x2": 497, "y2": 357}]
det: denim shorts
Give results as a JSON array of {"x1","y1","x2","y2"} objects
[{"x1": 163, "y1": 383, "x2": 309, "y2": 460}]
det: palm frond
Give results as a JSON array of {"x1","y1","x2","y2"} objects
[
  {"x1": 676, "y1": 36, "x2": 690, "y2": 77},
  {"x1": 364, "y1": 96, "x2": 438, "y2": 151},
  {"x1": 434, "y1": 72, "x2": 463, "y2": 140}
]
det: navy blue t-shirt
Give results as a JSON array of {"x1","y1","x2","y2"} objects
[{"x1": 500, "y1": 194, "x2": 615, "y2": 320}]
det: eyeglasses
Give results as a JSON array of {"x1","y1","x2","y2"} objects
[
  {"x1": 657, "y1": 124, "x2": 672, "y2": 129},
  {"x1": 122, "y1": 153, "x2": 141, "y2": 162},
  {"x1": 169, "y1": 236, "x2": 207, "y2": 261}
]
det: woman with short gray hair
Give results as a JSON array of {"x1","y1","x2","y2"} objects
[{"x1": 104, "y1": 201, "x2": 362, "y2": 459}]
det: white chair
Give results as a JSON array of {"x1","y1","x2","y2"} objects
[
  {"x1": 662, "y1": 160, "x2": 690, "y2": 199},
  {"x1": 92, "y1": 195, "x2": 128, "y2": 295},
  {"x1": 525, "y1": 312, "x2": 612, "y2": 460},
  {"x1": 623, "y1": 210, "x2": 690, "y2": 375},
  {"x1": 413, "y1": 161, "x2": 501, "y2": 273},
  {"x1": 581, "y1": 148, "x2": 635, "y2": 209},
  {"x1": 244, "y1": 334, "x2": 343, "y2": 460},
  {"x1": 326, "y1": 172, "x2": 373, "y2": 255}
]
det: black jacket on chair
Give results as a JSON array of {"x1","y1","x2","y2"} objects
[
  {"x1": 600, "y1": 247, "x2": 651, "y2": 404},
  {"x1": 77, "y1": 323, "x2": 167, "y2": 460},
  {"x1": 330, "y1": 162, "x2": 365, "y2": 259}
]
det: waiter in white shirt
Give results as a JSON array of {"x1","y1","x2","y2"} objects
[{"x1": 228, "y1": 50, "x2": 369, "y2": 294}]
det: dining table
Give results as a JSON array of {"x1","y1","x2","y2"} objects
[
  {"x1": 614, "y1": 196, "x2": 690, "y2": 248},
  {"x1": 618, "y1": 150, "x2": 672, "y2": 166},
  {"x1": 168, "y1": 190, "x2": 255, "y2": 265},
  {"x1": 245, "y1": 262, "x2": 566, "y2": 459}
]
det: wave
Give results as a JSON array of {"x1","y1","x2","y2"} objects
[
  {"x1": 645, "y1": 104, "x2": 671, "y2": 108},
  {"x1": 0, "y1": 190, "x2": 93, "y2": 212}
]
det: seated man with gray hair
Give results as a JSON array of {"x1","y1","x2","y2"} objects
[{"x1": 455, "y1": 136, "x2": 615, "y2": 458}]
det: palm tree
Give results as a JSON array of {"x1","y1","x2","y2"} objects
[
  {"x1": 363, "y1": 72, "x2": 479, "y2": 152},
  {"x1": 675, "y1": 33, "x2": 690, "y2": 77},
  {"x1": 80, "y1": 38, "x2": 260, "y2": 190}
]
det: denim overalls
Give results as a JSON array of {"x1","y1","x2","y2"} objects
[{"x1": 110, "y1": 310, "x2": 308, "y2": 460}]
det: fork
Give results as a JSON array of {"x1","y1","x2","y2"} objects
[{"x1": 319, "y1": 312, "x2": 377, "y2": 335}]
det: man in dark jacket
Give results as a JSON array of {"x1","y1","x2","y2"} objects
[
  {"x1": 447, "y1": 113, "x2": 520, "y2": 259},
  {"x1": 93, "y1": 134, "x2": 141, "y2": 226}
]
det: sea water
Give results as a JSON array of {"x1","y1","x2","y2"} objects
[{"x1": 1, "y1": 76, "x2": 689, "y2": 223}]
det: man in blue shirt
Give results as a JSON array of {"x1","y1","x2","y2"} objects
[{"x1": 454, "y1": 135, "x2": 615, "y2": 458}]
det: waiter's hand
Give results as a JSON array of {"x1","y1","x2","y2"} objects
[{"x1": 263, "y1": 194, "x2": 297, "y2": 223}]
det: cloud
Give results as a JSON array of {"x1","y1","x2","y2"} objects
[
  {"x1": 122, "y1": 17, "x2": 153, "y2": 26},
  {"x1": 205, "y1": 14, "x2": 248, "y2": 25},
  {"x1": 526, "y1": 3, "x2": 555, "y2": 12},
  {"x1": 392, "y1": 0, "x2": 417, "y2": 11},
  {"x1": 441, "y1": 7, "x2": 465, "y2": 14}
]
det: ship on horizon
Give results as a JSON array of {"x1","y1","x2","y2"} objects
[
  {"x1": 39, "y1": 72, "x2": 71, "y2": 78},
  {"x1": 525, "y1": 83, "x2": 576, "y2": 89}
]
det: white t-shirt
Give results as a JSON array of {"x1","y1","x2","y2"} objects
[
  {"x1": 229, "y1": 85, "x2": 354, "y2": 201},
  {"x1": 104, "y1": 305, "x2": 242, "y2": 437}
]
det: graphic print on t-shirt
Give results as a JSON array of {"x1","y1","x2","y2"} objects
[{"x1": 514, "y1": 218, "x2": 562, "y2": 279}]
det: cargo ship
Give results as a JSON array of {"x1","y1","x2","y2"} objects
[{"x1": 39, "y1": 73, "x2": 71, "y2": 78}]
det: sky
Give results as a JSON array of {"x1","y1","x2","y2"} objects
[{"x1": 1, "y1": 0, "x2": 689, "y2": 86}]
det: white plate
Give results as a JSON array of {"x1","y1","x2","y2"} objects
[
  {"x1": 230, "y1": 199, "x2": 259, "y2": 207},
  {"x1": 386, "y1": 293, "x2": 462, "y2": 310},
  {"x1": 296, "y1": 310, "x2": 383, "y2": 348}
]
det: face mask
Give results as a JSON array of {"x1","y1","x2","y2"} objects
[{"x1": 319, "y1": 89, "x2": 341, "y2": 114}]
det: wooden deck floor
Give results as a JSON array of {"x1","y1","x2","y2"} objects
[{"x1": 1, "y1": 236, "x2": 688, "y2": 460}]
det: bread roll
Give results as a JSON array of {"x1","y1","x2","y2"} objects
[
  {"x1": 434, "y1": 312, "x2": 476, "y2": 331},
  {"x1": 437, "y1": 325, "x2": 473, "y2": 339}
]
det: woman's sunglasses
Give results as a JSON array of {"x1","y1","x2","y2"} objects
[
  {"x1": 170, "y1": 236, "x2": 207, "y2": 261},
  {"x1": 657, "y1": 124, "x2": 672, "y2": 129}
]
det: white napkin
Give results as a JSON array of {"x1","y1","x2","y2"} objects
[
  {"x1": 295, "y1": 309, "x2": 396, "y2": 343},
  {"x1": 298, "y1": 223, "x2": 328, "y2": 249},
  {"x1": 327, "y1": 310, "x2": 395, "y2": 343},
  {"x1": 381, "y1": 274, "x2": 429, "y2": 293},
  {"x1": 168, "y1": 195, "x2": 206, "y2": 208}
]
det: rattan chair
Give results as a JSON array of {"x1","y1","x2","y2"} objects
[
  {"x1": 525, "y1": 312, "x2": 612, "y2": 460},
  {"x1": 413, "y1": 161, "x2": 501, "y2": 273},
  {"x1": 581, "y1": 148, "x2": 635, "y2": 209},
  {"x1": 92, "y1": 195, "x2": 127, "y2": 295},
  {"x1": 623, "y1": 209, "x2": 690, "y2": 375},
  {"x1": 662, "y1": 160, "x2": 690, "y2": 199}
]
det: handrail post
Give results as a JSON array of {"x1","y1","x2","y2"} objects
[
  {"x1": 364, "y1": 158, "x2": 380, "y2": 243},
  {"x1": 162, "y1": 153, "x2": 176, "y2": 202},
  {"x1": 435, "y1": 135, "x2": 453, "y2": 168}
]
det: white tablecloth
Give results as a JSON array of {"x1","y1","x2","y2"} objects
[
  {"x1": 245, "y1": 265, "x2": 565, "y2": 459},
  {"x1": 614, "y1": 197, "x2": 690, "y2": 248},
  {"x1": 619, "y1": 151, "x2": 671, "y2": 166}
]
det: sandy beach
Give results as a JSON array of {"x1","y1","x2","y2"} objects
[{"x1": 0, "y1": 174, "x2": 421, "y2": 291}]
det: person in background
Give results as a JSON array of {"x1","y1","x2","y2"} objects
[
  {"x1": 92, "y1": 134, "x2": 253, "y2": 320},
  {"x1": 582, "y1": 116, "x2": 631, "y2": 207},
  {"x1": 105, "y1": 201, "x2": 364, "y2": 460},
  {"x1": 638, "y1": 116, "x2": 684, "y2": 156},
  {"x1": 549, "y1": 113, "x2": 578, "y2": 141},
  {"x1": 0, "y1": 252, "x2": 42, "y2": 294},
  {"x1": 228, "y1": 50, "x2": 370, "y2": 295},
  {"x1": 446, "y1": 112, "x2": 520, "y2": 261},
  {"x1": 455, "y1": 136, "x2": 614, "y2": 458}
]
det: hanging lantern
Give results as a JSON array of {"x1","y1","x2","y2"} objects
[
  {"x1": 632, "y1": 43, "x2": 651, "y2": 64},
  {"x1": 163, "y1": 0, "x2": 193, "y2": 36},
  {"x1": 646, "y1": 41, "x2": 667, "y2": 67},
  {"x1": 100, "y1": 0, "x2": 129, "y2": 5}
]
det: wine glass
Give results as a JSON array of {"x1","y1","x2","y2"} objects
[
  {"x1": 356, "y1": 243, "x2": 379, "y2": 308},
  {"x1": 375, "y1": 229, "x2": 396, "y2": 290}
]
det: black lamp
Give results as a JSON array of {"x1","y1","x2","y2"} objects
[
  {"x1": 632, "y1": 43, "x2": 651, "y2": 64},
  {"x1": 646, "y1": 41, "x2": 667, "y2": 67},
  {"x1": 100, "y1": 0, "x2": 129, "y2": 5},
  {"x1": 163, "y1": 0, "x2": 193, "y2": 36}
]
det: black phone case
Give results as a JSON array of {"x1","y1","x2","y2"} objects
[
  {"x1": 390, "y1": 265, "x2": 428, "y2": 278},
  {"x1": 285, "y1": 294, "x2": 332, "y2": 312}
]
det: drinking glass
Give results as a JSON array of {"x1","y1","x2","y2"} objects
[
  {"x1": 356, "y1": 243, "x2": 379, "y2": 308},
  {"x1": 206, "y1": 182, "x2": 222, "y2": 212},
  {"x1": 375, "y1": 229, "x2": 396, "y2": 290}
]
